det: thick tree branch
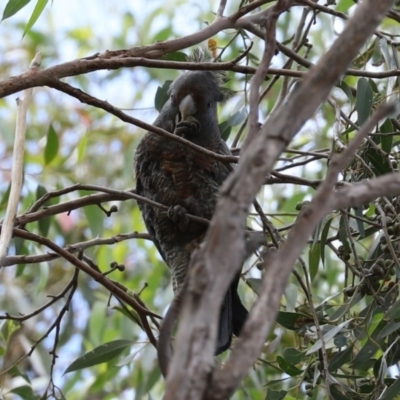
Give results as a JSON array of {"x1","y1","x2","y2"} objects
[
  {"x1": 215, "y1": 102, "x2": 395, "y2": 395},
  {"x1": 162, "y1": 1, "x2": 395, "y2": 399},
  {"x1": 0, "y1": 2, "x2": 397, "y2": 100}
]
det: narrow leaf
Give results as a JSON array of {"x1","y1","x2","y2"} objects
[
  {"x1": 9, "y1": 385, "x2": 37, "y2": 400},
  {"x1": 219, "y1": 120, "x2": 232, "y2": 141},
  {"x1": 276, "y1": 356, "x2": 302, "y2": 376},
  {"x1": 328, "y1": 345, "x2": 354, "y2": 372},
  {"x1": 353, "y1": 206, "x2": 365, "y2": 238},
  {"x1": 246, "y1": 278, "x2": 262, "y2": 295},
  {"x1": 380, "y1": 119, "x2": 394, "y2": 154},
  {"x1": 162, "y1": 51, "x2": 187, "y2": 61},
  {"x1": 306, "y1": 320, "x2": 352, "y2": 355},
  {"x1": 154, "y1": 80, "x2": 172, "y2": 112},
  {"x1": 265, "y1": 389, "x2": 288, "y2": 400},
  {"x1": 83, "y1": 204, "x2": 104, "y2": 237},
  {"x1": 356, "y1": 78, "x2": 373, "y2": 126},
  {"x1": 309, "y1": 242, "x2": 320, "y2": 281},
  {"x1": 282, "y1": 347, "x2": 305, "y2": 365},
  {"x1": 22, "y1": 0, "x2": 49, "y2": 38},
  {"x1": 36, "y1": 185, "x2": 51, "y2": 236},
  {"x1": 385, "y1": 299, "x2": 400, "y2": 319},
  {"x1": 1, "y1": 0, "x2": 30, "y2": 21},
  {"x1": 44, "y1": 124, "x2": 59, "y2": 165},
  {"x1": 276, "y1": 312, "x2": 310, "y2": 331},
  {"x1": 320, "y1": 216, "x2": 334, "y2": 266},
  {"x1": 64, "y1": 339, "x2": 133, "y2": 374}
]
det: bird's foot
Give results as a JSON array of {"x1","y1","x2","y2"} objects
[
  {"x1": 168, "y1": 205, "x2": 189, "y2": 232},
  {"x1": 175, "y1": 116, "x2": 200, "y2": 138}
]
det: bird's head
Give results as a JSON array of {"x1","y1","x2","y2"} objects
[{"x1": 168, "y1": 70, "x2": 229, "y2": 125}]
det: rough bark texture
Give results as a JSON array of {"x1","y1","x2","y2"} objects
[{"x1": 162, "y1": 1, "x2": 395, "y2": 399}]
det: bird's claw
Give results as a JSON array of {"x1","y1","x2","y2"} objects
[
  {"x1": 175, "y1": 117, "x2": 200, "y2": 137},
  {"x1": 168, "y1": 205, "x2": 190, "y2": 232}
]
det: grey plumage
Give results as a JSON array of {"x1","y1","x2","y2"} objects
[{"x1": 134, "y1": 53, "x2": 247, "y2": 354}]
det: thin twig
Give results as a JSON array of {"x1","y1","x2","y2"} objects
[{"x1": 0, "y1": 53, "x2": 41, "y2": 267}]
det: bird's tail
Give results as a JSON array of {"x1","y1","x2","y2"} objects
[{"x1": 215, "y1": 275, "x2": 248, "y2": 355}]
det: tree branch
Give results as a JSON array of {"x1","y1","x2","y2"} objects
[
  {"x1": 162, "y1": 1, "x2": 395, "y2": 399},
  {"x1": 0, "y1": 53, "x2": 41, "y2": 267}
]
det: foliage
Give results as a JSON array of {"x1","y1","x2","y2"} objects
[{"x1": 0, "y1": 0, "x2": 400, "y2": 399}]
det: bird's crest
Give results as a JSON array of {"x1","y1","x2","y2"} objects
[{"x1": 185, "y1": 46, "x2": 235, "y2": 102}]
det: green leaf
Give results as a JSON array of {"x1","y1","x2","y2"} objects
[
  {"x1": 83, "y1": 204, "x2": 104, "y2": 237},
  {"x1": 385, "y1": 299, "x2": 400, "y2": 319},
  {"x1": 353, "y1": 206, "x2": 365, "y2": 238},
  {"x1": 64, "y1": 339, "x2": 133, "y2": 374},
  {"x1": 77, "y1": 133, "x2": 88, "y2": 163},
  {"x1": 89, "y1": 301, "x2": 107, "y2": 347},
  {"x1": 282, "y1": 347, "x2": 305, "y2": 365},
  {"x1": 218, "y1": 120, "x2": 232, "y2": 141},
  {"x1": 356, "y1": 78, "x2": 373, "y2": 126},
  {"x1": 1, "y1": 319, "x2": 21, "y2": 343},
  {"x1": 381, "y1": 376, "x2": 400, "y2": 400},
  {"x1": 281, "y1": 34, "x2": 294, "y2": 46},
  {"x1": 351, "y1": 321, "x2": 387, "y2": 369},
  {"x1": 377, "y1": 321, "x2": 400, "y2": 340},
  {"x1": 365, "y1": 145, "x2": 391, "y2": 176},
  {"x1": 309, "y1": 242, "x2": 320, "y2": 281},
  {"x1": 154, "y1": 80, "x2": 172, "y2": 112},
  {"x1": 284, "y1": 283, "x2": 298, "y2": 312},
  {"x1": 1, "y1": 0, "x2": 30, "y2": 22},
  {"x1": 44, "y1": 124, "x2": 59, "y2": 165},
  {"x1": 380, "y1": 119, "x2": 394, "y2": 154},
  {"x1": 265, "y1": 389, "x2": 288, "y2": 400},
  {"x1": 22, "y1": 0, "x2": 49, "y2": 38},
  {"x1": 246, "y1": 278, "x2": 262, "y2": 295},
  {"x1": 276, "y1": 356, "x2": 302, "y2": 376},
  {"x1": 276, "y1": 311, "x2": 309, "y2": 330},
  {"x1": 338, "y1": 80, "x2": 354, "y2": 105},
  {"x1": 145, "y1": 366, "x2": 161, "y2": 392},
  {"x1": 352, "y1": 40, "x2": 377, "y2": 70},
  {"x1": 320, "y1": 216, "x2": 334, "y2": 266},
  {"x1": 152, "y1": 26, "x2": 172, "y2": 43},
  {"x1": 0, "y1": 184, "x2": 11, "y2": 208},
  {"x1": 330, "y1": 384, "x2": 353, "y2": 400},
  {"x1": 227, "y1": 108, "x2": 247, "y2": 127},
  {"x1": 36, "y1": 185, "x2": 51, "y2": 236},
  {"x1": 162, "y1": 51, "x2": 187, "y2": 61},
  {"x1": 328, "y1": 345, "x2": 354, "y2": 372},
  {"x1": 306, "y1": 320, "x2": 352, "y2": 355},
  {"x1": 9, "y1": 385, "x2": 38, "y2": 400},
  {"x1": 248, "y1": 52, "x2": 260, "y2": 65},
  {"x1": 336, "y1": 0, "x2": 353, "y2": 13},
  {"x1": 338, "y1": 215, "x2": 351, "y2": 253}
]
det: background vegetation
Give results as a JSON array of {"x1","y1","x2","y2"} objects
[{"x1": 1, "y1": 0, "x2": 400, "y2": 399}]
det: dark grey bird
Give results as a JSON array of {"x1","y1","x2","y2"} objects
[{"x1": 134, "y1": 53, "x2": 248, "y2": 354}]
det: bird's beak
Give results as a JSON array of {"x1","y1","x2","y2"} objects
[{"x1": 179, "y1": 94, "x2": 196, "y2": 121}]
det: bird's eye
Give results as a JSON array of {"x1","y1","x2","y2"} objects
[
  {"x1": 207, "y1": 102, "x2": 213, "y2": 108},
  {"x1": 170, "y1": 93, "x2": 174, "y2": 100}
]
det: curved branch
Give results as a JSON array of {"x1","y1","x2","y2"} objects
[
  {"x1": 46, "y1": 79, "x2": 238, "y2": 164},
  {"x1": 161, "y1": 1, "x2": 395, "y2": 399},
  {"x1": 14, "y1": 185, "x2": 210, "y2": 227},
  {"x1": 2, "y1": 231, "x2": 151, "y2": 267},
  {"x1": 11, "y1": 228, "x2": 161, "y2": 342}
]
